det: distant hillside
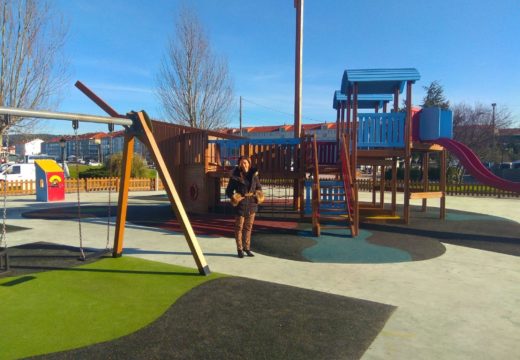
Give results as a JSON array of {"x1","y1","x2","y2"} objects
[{"x1": 3, "y1": 134, "x2": 55, "y2": 146}]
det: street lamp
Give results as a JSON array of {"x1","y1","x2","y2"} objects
[
  {"x1": 59, "y1": 137, "x2": 66, "y2": 169},
  {"x1": 94, "y1": 138, "x2": 102, "y2": 163}
]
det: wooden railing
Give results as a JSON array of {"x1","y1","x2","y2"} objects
[
  {"x1": 207, "y1": 138, "x2": 303, "y2": 176},
  {"x1": 357, "y1": 179, "x2": 520, "y2": 198},
  {"x1": 0, "y1": 177, "x2": 164, "y2": 196}
]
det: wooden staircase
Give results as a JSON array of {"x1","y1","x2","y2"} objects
[{"x1": 304, "y1": 134, "x2": 358, "y2": 237}]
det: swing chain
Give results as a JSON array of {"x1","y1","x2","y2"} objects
[
  {"x1": 105, "y1": 128, "x2": 114, "y2": 251},
  {"x1": 1, "y1": 114, "x2": 10, "y2": 250},
  {"x1": 73, "y1": 122, "x2": 85, "y2": 261}
]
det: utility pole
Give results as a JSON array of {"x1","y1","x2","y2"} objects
[
  {"x1": 239, "y1": 96, "x2": 243, "y2": 136},
  {"x1": 294, "y1": 0, "x2": 303, "y2": 138},
  {"x1": 492, "y1": 103, "x2": 496, "y2": 163}
]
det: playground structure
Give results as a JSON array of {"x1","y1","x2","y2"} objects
[
  {"x1": 158, "y1": 67, "x2": 519, "y2": 237},
  {"x1": 1, "y1": 68, "x2": 519, "y2": 270}
]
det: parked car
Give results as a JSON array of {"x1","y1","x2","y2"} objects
[{"x1": 0, "y1": 163, "x2": 36, "y2": 181}]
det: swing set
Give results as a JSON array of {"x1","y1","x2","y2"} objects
[{"x1": 0, "y1": 82, "x2": 210, "y2": 276}]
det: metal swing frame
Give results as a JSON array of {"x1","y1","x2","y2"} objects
[{"x1": 0, "y1": 82, "x2": 210, "y2": 276}]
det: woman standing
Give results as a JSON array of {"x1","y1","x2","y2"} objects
[{"x1": 225, "y1": 156, "x2": 263, "y2": 258}]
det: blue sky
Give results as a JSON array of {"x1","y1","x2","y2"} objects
[{"x1": 48, "y1": 0, "x2": 520, "y2": 134}]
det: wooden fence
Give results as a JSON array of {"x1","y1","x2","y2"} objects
[
  {"x1": 1, "y1": 177, "x2": 517, "y2": 198},
  {"x1": 0, "y1": 177, "x2": 164, "y2": 196},
  {"x1": 357, "y1": 179, "x2": 520, "y2": 198}
]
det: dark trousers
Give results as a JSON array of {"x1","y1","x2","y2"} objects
[{"x1": 234, "y1": 213, "x2": 256, "y2": 251}]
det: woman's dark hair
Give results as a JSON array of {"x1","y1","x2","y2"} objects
[{"x1": 238, "y1": 156, "x2": 251, "y2": 167}]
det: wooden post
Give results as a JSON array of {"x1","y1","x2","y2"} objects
[
  {"x1": 352, "y1": 83, "x2": 358, "y2": 177},
  {"x1": 380, "y1": 165, "x2": 385, "y2": 208},
  {"x1": 113, "y1": 133, "x2": 135, "y2": 257},
  {"x1": 294, "y1": 0, "x2": 304, "y2": 139},
  {"x1": 372, "y1": 169, "x2": 377, "y2": 206},
  {"x1": 336, "y1": 106, "x2": 340, "y2": 144},
  {"x1": 393, "y1": 87, "x2": 399, "y2": 113},
  {"x1": 352, "y1": 83, "x2": 359, "y2": 233},
  {"x1": 391, "y1": 157, "x2": 397, "y2": 216},
  {"x1": 440, "y1": 149, "x2": 447, "y2": 219},
  {"x1": 403, "y1": 81, "x2": 412, "y2": 224},
  {"x1": 422, "y1": 152, "x2": 429, "y2": 212},
  {"x1": 134, "y1": 112, "x2": 210, "y2": 275},
  {"x1": 341, "y1": 101, "x2": 346, "y2": 137}
]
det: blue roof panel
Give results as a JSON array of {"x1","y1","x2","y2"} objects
[
  {"x1": 333, "y1": 90, "x2": 393, "y2": 110},
  {"x1": 341, "y1": 68, "x2": 420, "y2": 95}
]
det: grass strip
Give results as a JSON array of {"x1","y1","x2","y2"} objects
[{"x1": 0, "y1": 256, "x2": 223, "y2": 359}]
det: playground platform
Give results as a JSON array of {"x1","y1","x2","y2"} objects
[{"x1": 2, "y1": 191, "x2": 519, "y2": 359}]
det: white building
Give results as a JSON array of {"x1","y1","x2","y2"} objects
[{"x1": 15, "y1": 138, "x2": 44, "y2": 157}]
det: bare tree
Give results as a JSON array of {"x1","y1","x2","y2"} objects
[
  {"x1": 450, "y1": 102, "x2": 512, "y2": 182},
  {"x1": 0, "y1": 0, "x2": 69, "y2": 137},
  {"x1": 156, "y1": 7, "x2": 234, "y2": 130},
  {"x1": 453, "y1": 102, "x2": 512, "y2": 158}
]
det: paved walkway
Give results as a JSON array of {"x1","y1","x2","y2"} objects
[{"x1": 3, "y1": 191, "x2": 520, "y2": 359}]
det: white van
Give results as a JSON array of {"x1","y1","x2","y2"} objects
[{"x1": 0, "y1": 163, "x2": 36, "y2": 181}]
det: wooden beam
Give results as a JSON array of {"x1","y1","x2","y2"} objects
[
  {"x1": 391, "y1": 157, "x2": 397, "y2": 216},
  {"x1": 358, "y1": 149, "x2": 406, "y2": 158},
  {"x1": 422, "y1": 152, "x2": 429, "y2": 211},
  {"x1": 412, "y1": 142, "x2": 444, "y2": 151},
  {"x1": 379, "y1": 165, "x2": 385, "y2": 208},
  {"x1": 113, "y1": 133, "x2": 135, "y2": 257},
  {"x1": 134, "y1": 111, "x2": 210, "y2": 275},
  {"x1": 357, "y1": 159, "x2": 393, "y2": 166},
  {"x1": 440, "y1": 149, "x2": 447, "y2": 219},
  {"x1": 294, "y1": 0, "x2": 304, "y2": 138},
  {"x1": 410, "y1": 191, "x2": 444, "y2": 200}
]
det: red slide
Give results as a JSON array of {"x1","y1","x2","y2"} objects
[{"x1": 433, "y1": 138, "x2": 520, "y2": 193}]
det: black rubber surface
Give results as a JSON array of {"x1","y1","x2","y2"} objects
[{"x1": 33, "y1": 277, "x2": 396, "y2": 360}]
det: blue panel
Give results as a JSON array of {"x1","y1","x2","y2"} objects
[
  {"x1": 333, "y1": 90, "x2": 347, "y2": 109},
  {"x1": 419, "y1": 107, "x2": 453, "y2": 140},
  {"x1": 357, "y1": 113, "x2": 405, "y2": 148},
  {"x1": 440, "y1": 109, "x2": 453, "y2": 139},
  {"x1": 35, "y1": 165, "x2": 47, "y2": 201},
  {"x1": 334, "y1": 91, "x2": 394, "y2": 110},
  {"x1": 341, "y1": 68, "x2": 420, "y2": 95}
]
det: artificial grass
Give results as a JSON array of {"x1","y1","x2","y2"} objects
[{"x1": 0, "y1": 256, "x2": 223, "y2": 359}]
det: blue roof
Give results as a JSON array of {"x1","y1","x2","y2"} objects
[
  {"x1": 341, "y1": 68, "x2": 420, "y2": 95},
  {"x1": 333, "y1": 90, "x2": 393, "y2": 110}
]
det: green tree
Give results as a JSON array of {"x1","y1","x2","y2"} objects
[
  {"x1": 422, "y1": 81, "x2": 449, "y2": 109},
  {"x1": 106, "y1": 152, "x2": 148, "y2": 178}
]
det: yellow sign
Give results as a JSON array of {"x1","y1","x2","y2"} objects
[{"x1": 49, "y1": 175, "x2": 63, "y2": 185}]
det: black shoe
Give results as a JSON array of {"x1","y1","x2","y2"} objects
[
  {"x1": 244, "y1": 250, "x2": 254, "y2": 257},
  {"x1": 237, "y1": 250, "x2": 244, "y2": 258}
]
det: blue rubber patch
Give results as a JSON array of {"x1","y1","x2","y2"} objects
[{"x1": 301, "y1": 229, "x2": 412, "y2": 264}]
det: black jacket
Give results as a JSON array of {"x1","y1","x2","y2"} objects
[{"x1": 225, "y1": 166, "x2": 262, "y2": 216}]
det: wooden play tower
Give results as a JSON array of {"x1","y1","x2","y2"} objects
[{"x1": 202, "y1": 68, "x2": 448, "y2": 238}]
